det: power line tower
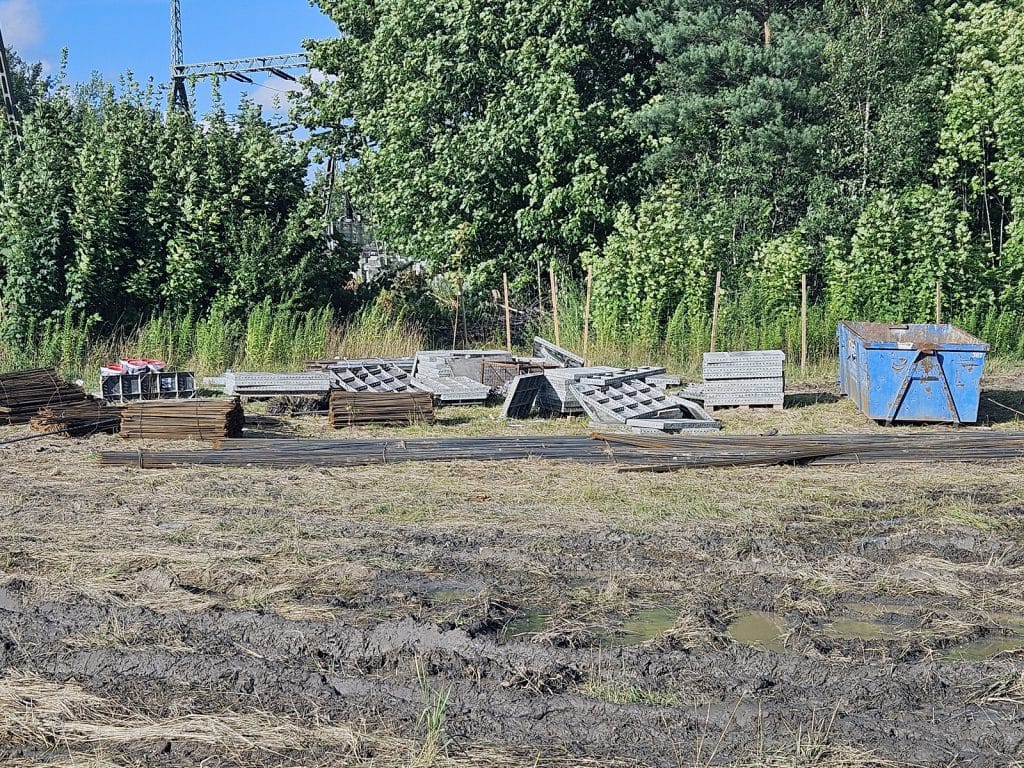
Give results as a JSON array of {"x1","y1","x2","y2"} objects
[
  {"x1": 0, "y1": 24, "x2": 22, "y2": 144},
  {"x1": 169, "y1": 0, "x2": 309, "y2": 114}
]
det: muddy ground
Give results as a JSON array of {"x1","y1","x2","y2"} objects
[{"x1": 1, "y1": 381, "x2": 1024, "y2": 766}]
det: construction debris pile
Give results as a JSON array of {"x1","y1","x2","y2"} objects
[
  {"x1": 328, "y1": 391, "x2": 434, "y2": 427},
  {"x1": 702, "y1": 351, "x2": 785, "y2": 411},
  {"x1": 0, "y1": 369, "x2": 93, "y2": 425},
  {"x1": 98, "y1": 430, "x2": 1024, "y2": 470},
  {"x1": 199, "y1": 337, "x2": 722, "y2": 433},
  {"x1": 119, "y1": 398, "x2": 244, "y2": 441},
  {"x1": 504, "y1": 361, "x2": 718, "y2": 433}
]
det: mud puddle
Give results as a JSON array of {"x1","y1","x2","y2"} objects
[
  {"x1": 726, "y1": 611, "x2": 787, "y2": 651},
  {"x1": 941, "y1": 636, "x2": 1024, "y2": 660}
]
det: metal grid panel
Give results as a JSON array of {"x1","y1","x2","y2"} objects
[
  {"x1": 331, "y1": 365, "x2": 422, "y2": 394},
  {"x1": 500, "y1": 372, "x2": 546, "y2": 419},
  {"x1": 412, "y1": 374, "x2": 491, "y2": 403}
]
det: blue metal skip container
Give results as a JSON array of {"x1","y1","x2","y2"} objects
[{"x1": 838, "y1": 322, "x2": 989, "y2": 425}]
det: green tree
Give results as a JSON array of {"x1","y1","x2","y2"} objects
[
  {"x1": 300, "y1": 0, "x2": 650, "y2": 279},
  {"x1": 619, "y1": 0, "x2": 827, "y2": 263},
  {"x1": 593, "y1": 183, "x2": 722, "y2": 345},
  {"x1": 0, "y1": 92, "x2": 79, "y2": 343}
]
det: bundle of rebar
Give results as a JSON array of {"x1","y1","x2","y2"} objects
[
  {"x1": 118, "y1": 398, "x2": 244, "y2": 441},
  {"x1": 29, "y1": 401, "x2": 121, "y2": 437},
  {"x1": 328, "y1": 390, "x2": 435, "y2": 427},
  {"x1": 96, "y1": 431, "x2": 1024, "y2": 470},
  {"x1": 595, "y1": 431, "x2": 1024, "y2": 471},
  {"x1": 0, "y1": 368, "x2": 92, "y2": 424}
]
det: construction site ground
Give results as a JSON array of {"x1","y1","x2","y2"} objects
[{"x1": 3, "y1": 374, "x2": 1024, "y2": 767}]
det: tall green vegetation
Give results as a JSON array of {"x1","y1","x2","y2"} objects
[
  {"x1": 301, "y1": 0, "x2": 1024, "y2": 357},
  {"x1": 4, "y1": 3, "x2": 1024, "y2": 372},
  {"x1": 301, "y1": 0, "x2": 651, "y2": 282},
  {"x1": 0, "y1": 67, "x2": 356, "y2": 349}
]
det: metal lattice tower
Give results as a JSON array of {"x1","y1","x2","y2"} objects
[
  {"x1": 170, "y1": 0, "x2": 188, "y2": 111},
  {"x1": 169, "y1": 0, "x2": 308, "y2": 114},
  {"x1": 0, "y1": 24, "x2": 22, "y2": 144}
]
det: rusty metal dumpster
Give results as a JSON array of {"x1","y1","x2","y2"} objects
[{"x1": 838, "y1": 322, "x2": 989, "y2": 425}]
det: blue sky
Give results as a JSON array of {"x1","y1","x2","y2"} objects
[{"x1": 0, "y1": 0, "x2": 339, "y2": 116}]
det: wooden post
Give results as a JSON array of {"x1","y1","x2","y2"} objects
[
  {"x1": 536, "y1": 260, "x2": 545, "y2": 313},
  {"x1": 801, "y1": 273, "x2": 808, "y2": 378},
  {"x1": 935, "y1": 280, "x2": 942, "y2": 325},
  {"x1": 583, "y1": 265, "x2": 593, "y2": 365},
  {"x1": 502, "y1": 272, "x2": 512, "y2": 353},
  {"x1": 710, "y1": 270, "x2": 722, "y2": 353},
  {"x1": 451, "y1": 290, "x2": 460, "y2": 350},
  {"x1": 549, "y1": 266, "x2": 561, "y2": 347}
]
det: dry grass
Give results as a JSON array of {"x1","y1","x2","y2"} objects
[
  {"x1": 0, "y1": 671, "x2": 395, "y2": 759},
  {"x1": 972, "y1": 672, "x2": 1024, "y2": 705},
  {"x1": 0, "y1": 672, "x2": 637, "y2": 768},
  {"x1": 2, "y1": 408, "x2": 1024, "y2": 621}
]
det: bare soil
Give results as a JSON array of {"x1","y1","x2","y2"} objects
[{"x1": 2, "y1": 382, "x2": 1024, "y2": 766}]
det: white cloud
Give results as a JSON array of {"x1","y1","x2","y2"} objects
[
  {"x1": 0, "y1": 0, "x2": 43, "y2": 52},
  {"x1": 250, "y1": 69, "x2": 335, "y2": 114},
  {"x1": 251, "y1": 75, "x2": 305, "y2": 113}
]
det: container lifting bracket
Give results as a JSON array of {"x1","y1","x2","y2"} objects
[{"x1": 884, "y1": 348, "x2": 961, "y2": 427}]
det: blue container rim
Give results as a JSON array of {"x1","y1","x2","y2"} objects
[{"x1": 839, "y1": 321, "x2": 989, "y2": 352}]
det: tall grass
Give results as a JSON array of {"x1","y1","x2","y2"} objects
[
  {"x1": 530, "y1": 281, "x2": 1024, "y2": 379},
  {"x1": 3, "y1": 283, "x2": 1024, "y2": 388},
  {"x1": 0, "y1": 297, "x2": 429, "y2": 388}
]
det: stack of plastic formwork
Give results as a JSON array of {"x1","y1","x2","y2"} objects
[
  {"x1": 411, "y1": 350, "x2": 507, "y2": 404},
  {"x1": 306, "y1": 357, "x2": 415, "y2": 373},
  {"x1": 535, "y1": 367, "x2": 616, "y2": 415},
  {"x1": 223, "y1": 371, "x2": 332, "y2": 398},
  {"x1": 569, "y1": 369, "x2": 720, "y2": 433},
  {"x1": 702, "y1": 351, "x2": 785, "y2": 412},
  {"x1": 100, "y1": 359, "x2": 196, "y2": 403},
  {"x1": 330, "y1": 364, "x2": 424, "y2": 394}
]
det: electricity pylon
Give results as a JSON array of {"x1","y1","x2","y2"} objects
[
  {"x1": 169, "y1": 0, "x2": 308, "y2": 114},
  {"x1": 0, "y1": 24, "x2": 22, "y2": 144}
]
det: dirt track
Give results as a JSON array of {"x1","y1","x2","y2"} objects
[{"x1": 2, "y1": 399, "x2": 1024, "y2": 766}]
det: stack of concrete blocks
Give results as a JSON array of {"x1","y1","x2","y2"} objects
[{"x1": 701, "y1": 351, "x2": 785, "y2": 412}]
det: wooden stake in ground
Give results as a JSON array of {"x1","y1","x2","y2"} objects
[
  {"x1": 710, "y1": 270, "x2": 722, "y2": 353},
  {"x1": 536, "y1": 260, "x2": 545, "y2": 313},
  {"x1": 451, "y1": 289, "x2": 460, "y2": 350},
  {"x1": 801, "y1": 273, "x2": 808, "y2": 377},
  {"x1": 583, "y1": 264, "x2": 593, "y2": 365},
  {"x1": 502, "y1": 272, "x2": 512, "y2": 353},
  {"x1": 549, "y1": 266, "x2": 561, "y2": 347},
  {"x1": 935, "y1": 279, "x2": 942, "y2": 325}
]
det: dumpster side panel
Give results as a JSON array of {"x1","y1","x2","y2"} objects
[
  {"x1": 946, "y1": 349, "x2": 987, "y2": 422},
  {"x1": 837, "y1": 324, "x2": 849, "y2": 396},
  {"x1": 865, "y1": 348, "x2": 954, "y2": 422}
]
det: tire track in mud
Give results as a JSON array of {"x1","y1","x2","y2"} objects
[{"x1": 1, "y1": 583, "x2": 1022, "y2": 766}]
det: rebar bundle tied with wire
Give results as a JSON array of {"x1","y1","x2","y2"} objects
[
  {"x1": 328, "y1": 391, "x2": 435, "y2": 427},
  {"x1": 118, "y1": 398, "x2": 244, "y2": 441},
  {"x1": 0, "y1": 369, "x2": 93, "y2": 425},
  {"x1": 30, "y1": 401, "x2": 122, "y2": 437},
  {"x1": 97, "y1": 431, "x2": 1024, "y2": 470}
]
